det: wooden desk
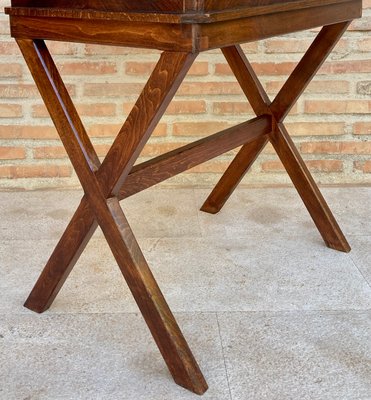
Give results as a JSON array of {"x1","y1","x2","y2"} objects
[{"x1": 5, "y1": 0, "x2": 362, "y2": 395}]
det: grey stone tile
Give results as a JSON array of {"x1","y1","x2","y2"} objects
[
  {"x1": 144, "y1": 237, "x2": 371, "y2": 312},
  {"x1": 0, "y1": 312, "x2": 230, "y2": 400},
  {"x1": 123, "y1": 188, "x2": 202, "y2": 238},
  {"x1": 193, "y1": 187, "x2": 324, "y2": 241},
  {"x1": 0, "y1": 189, "x2": 82, "y2": 240},
  {"x1": 323, "y1": 187, "x2": 371, "y2": 236},
  {"x1": 193, "y1": 187, "x2": 371, "y2": 239},
  {"x1": 2, "y1": 235, "x2": 371, "y2": 314},
  {"x1": 218, "y1": 311, "x2": 371, "y2": 400},
  {"x1": 0, "y1": 238, "x2": 141, "y2": 314},
  {"x1": 0, "y1": 187, "x2": 202, "y2": 241},
  {"x1": 349, "y1": 235, "x2": 371, "y2": 285}
]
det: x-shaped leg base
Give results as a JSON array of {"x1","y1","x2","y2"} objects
[
  {"x1": 17, "y1": 39, "x2": 207, "y2": 394},
  {"x1": 202, "y1": 22, "x2": 351, "y2": 253},
  {"x1": 17, "y1": 20, "x2": 350, "y2": 396}
]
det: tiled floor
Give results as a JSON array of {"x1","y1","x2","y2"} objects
[{"x1": 0, "y1": 187, "x2": 370, "y2": 400}]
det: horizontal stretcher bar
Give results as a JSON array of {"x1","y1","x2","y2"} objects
[{"x1": 118, "y1": 114, "x2": 272, "y2": 199}]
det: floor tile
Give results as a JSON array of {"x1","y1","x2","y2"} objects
[
  {"x1": 218, "y1": 311, "x2": 371, "y2": 400},
  {"x1": 144, "y1": 237, "x2": 371, "y2": 312},
  {"x1": 193, "y1": 187, "x2": 371, "y2": 239},
  {"x1": 0, "y1": 187, "x2": 202, "y2": 241},
  {"x1": 0, "y1": 312, "x2": 229, "y2": 400},
  {"x1": 0, "y1": 190, "x2": 81, "y2": 240},
  {"x1": 3, "y1": 234, "x2": 370, "y2": 314},
  {"x1": 123, "y1": 188, "x2": 202, "y2": 238},
  {"x1": 349, "y1": 235, "x2": 371, "y2": 285}
]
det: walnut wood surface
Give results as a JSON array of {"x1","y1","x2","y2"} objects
[
  {"x1": 119, "y1": 115, "x2": 271, "y2": 199},
  {"x1": 7, "y1": 0, "x2": 355, "y2": 24},
  {"x1": 7, "y1": 0, "x2": 361, "y2": 52},
  {"x1": 8, "y1": 0, "x2": 349, "y2": 13},
  {"x1": 19, "y1": 38, "x2": 207, "y2": 394},
  {"x1": 202, "y1": 26, "x2": 351, "y2": 252},
  {"x1": 7, "y1": 0, "x2": 361, "y2": 394}
]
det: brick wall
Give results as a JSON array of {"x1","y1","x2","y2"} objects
[{"x1": 0, "y1": 1, "x2": 370, "y2": 190}]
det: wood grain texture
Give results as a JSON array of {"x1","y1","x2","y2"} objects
[
  {"x1": 9, "y1": 1, "x2": 361, "y2": 394},
  {"x1": 18, "y1": 38, "x2": 207, "y2": 394},
  {"x1": 270, "y1": 21, "x2": 351, "y2": 122},
  {"x1": 202, "y1": 45, "x2": 271, "y2": 213},
  {"x1": 9, "y1": 0, "x2": 354, "y2": 16},
  {"x1": 198, "y1": 1, "x2": 361, "y2": 51},
  {"x1": 202, "y1": 34, "x2": 351, "y2": 252},
  {"x1": 9, "y1": 16, "x2": 196, "y2": 52},
  {"x1": 201, "y1": 136, "x2": 269, "y2": 214},
  {"x1": 119, "y1": 115, "x2": 272, "y2": 199},
  {"x1": 6, "y1": 1, "x2": 362, "y2": 53},
  {"x1": 270, "y1": 122, "x2": 351, "y2": 252}
]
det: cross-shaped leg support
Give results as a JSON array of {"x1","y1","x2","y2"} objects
[
  {"x1": 201, "y1": 22, "x2": 351, "y2": 253},
  {"x1": 17, "y1": 38, "x2": 207, "y2": 394},
  {"x1": 17, "y1": 20, "x2": 351, "y2": 396}
]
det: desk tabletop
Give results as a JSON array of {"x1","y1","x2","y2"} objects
[{"x1": 7, "y1": 0, "x2": 357, "y2": 24}]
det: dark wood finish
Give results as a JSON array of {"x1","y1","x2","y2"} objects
[
  {"x1": 18, "y1": 38, "x2": 206, "y2": 394},
  {"x1": 119, "y1": 115, "x2": 271, "y2": 199},
  {"x1": 270, "y1": 21, "x2": 351, "y2": 122},
  {"x1": 202, "y1": 25, "x2": 351, "y2": 252},
  {"x1": 198, "y1": 1, "x2": 360, "y2": 51},
  {"x1": 6, "y1": 0, "x2": 361, "y2": 394},
  {"x1": 270, "y1": 122, "x2": 351, "y2": 252},
  {"x1": 9, "y1": 0, "x2": 353, "y2": 14},
  {"x1": 6, "y1": 1, "x2": 361, "y2": 51},
  {"x1": 201, "y1": 136, "x2": 269, "y2": 214}
]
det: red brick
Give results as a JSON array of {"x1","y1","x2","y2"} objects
[
  {"x1": 88, "y1": 122, "x2": 167, "y2": 137},
  {"x1": 354, "y1": 161, "x2": 371, "y2": 173},
  {"x1": 0, "y1": 20, "x2": 10, "y2": 35},
  {"x1": 353, "y1": 122, "x2": 371, "y2": 135},
  {"x1": 0, "y1": 165, "x2": 72, "y2": 178},
  {"x1": 178, "y1": 82, "x2": 242, "y2": 95},
  {"x1": 357, "y1": 38, "x2": 371, "y2": 52},
  {"x1": 60, "y1": 62, "x2": 117, "y2": 75},
  {"x1": 0, "y1": 41, "x2": 21, "y2": 55},
  {"x1": 213, "y1": 102, "x2": 253, "y2": 115},
  {"x1": 126, "y1": 61, "x2": 208, "y2": 76},
  {"x1": 33, "y1": 146, "x2": 67, "y2": 159},
  {"x1": 0, "y1": 147, "x2": 26, "y2": 160},
  {"x1": 0, "y1": 104, "x2": 22, "y2": 118},
  {"x1": 319, "y1": 60, "x2": 371, "y2": 74},
  {"x1": 173, "y1": 122, "x2": 233, "y2": 136},
  {"x1": 0, "y1": 84, "x2": 75, "y2": 98},
  {"x1": 84, "y1": 83, "x2": 144, "y2": 97},
  {"x1": 305, "y1": 100, "x2": 371, "y2": 114},
  {"x1": 262, "y1": 159, "x2": 343, "y2": 172},
  {"x1": 123, "y1": 100, "x2": 206, "y2": 115},
  {"x1": 0, "y1": 125, "x2": 58, "y2": 139},
  {"x1": 46, "y1": 41, "x2": 78, "y2": 55},
  {"x1": 215, "y1": 62, "x2": 296, "y2": 76},
  {"x1": 300, "y1": 141, "x2": 371, "y2": 155},
  {"x1": 85, "y1": 44, "x2": 159, "y2": 56},
  {"x1": 0, "y1": 63, "x2": 22, "y2": 78},
  {"x1": 285, "y1": 122, "x2": 345, "y2": 137},
  {"x1": 266, "y1": 80, "x2": 349, "y2": 94},
  {"x1": 140, "y1": 142, "x2": 186, "y2": 157},
  {"x1": 186, "y1": 160, "x2": 231, "y2": 173},
  {"x1": 32, "y1": 103, "x2": 117, "y2": 118}
]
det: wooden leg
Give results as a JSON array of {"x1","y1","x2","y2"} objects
[
  {"x1": 17, "y1": 38, "x2": 207, "y2": 394},
  {"x1": 270, "y1": 123, "x2": 350, "y2": 252},
  {"x1": 201, "y1": 22, "x2": 351, "y2": 252},
  {"x1": 20, "y1": 39, "x2": 195, "y2": 313},
  {"x1": 201, "y1": 136, "x2": 268, "y2": 214},
  {"x1": 24, "y1": 197, "x2": 97, "y2": 313},
  {"x1": 201, "y1": 45, "x2": 271, "y2": 214}
]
